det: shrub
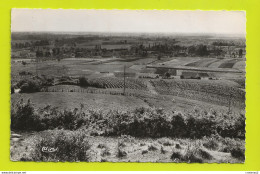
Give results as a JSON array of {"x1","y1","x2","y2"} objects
[
  {"x1": 101, "y1": 147, "x2": 111, "y2": 157},
  {"x1": 186, "y1": 116, "x2": 216, "y2": 138},
  {"x1": 172, "y1": 142, "x2": 213, "y2": 163},
  {"x1": 140, "y1": 143, "x2": 146, "y2": 146},
  {"x1": 11, "y1": 86, "x2": 14, "y2": 94},
  {"x1": 97, "y1": 143, "x2": 107, "y2": 149},
  {"x1": 79, "y1": 76, "x2": 89, "y2": 87},
  {"x1": 40, "y1": 76, "x2": 54, "y2": 86},
  {"x1": 219, "y1": 137, "x2": 244, "y2": 153},
  {"x1": 118, "y1": 108, "x2": 172, "y2": 137},
  {"x1": 175, "y1": 143, "x2": 181, "y2": 149},
  {"x1": 142, "y1": 150, "x2": 148, "y2": 155},
  {"x1": 160, "y1": 146, "x2": 167, "y2": 154},
  {"x1": 216, "y1": 114, "x2": 245, "y2": 139},
  {"x1": 17, "y1": 79, "x2": 41, "y2": 93},
  {"x1": 171, "y1": 111, "x2": 187, "y2": 137},
  {"x1": 31, "y1": 130, "x2": 91, "y2": 162},
  {"x1": 11, "y1": 99, "x2": 40, "y2": 131},
  {"x1": 117, "y1": 148, "x2": 127, "y2": 158},
  {"x1": 148, "y1": 144, "x2": 158, "y2": 151},
  {"x1": 196, "y1": 148, "x2": 213, "y2": 160},
  {"x1": 234, "y1": 114, "x2": 246, "y2": 139},
  {"x1": 230, "y1": 147, "x2": 245, "y2": 160},
  {"x1": 101, "y1": 158, "x2": 108, "y2": 162},
  {"x1": 203, "y1": 137, "x2": 219, "y2": 150},
  {"x1": 158, "y1": 138, "x2": 173, "y2": 146},
  {"x1": 171, "y1": 150, "x2": 182, "y2": 160},
  {"x1": 181, "y1": 146, "x2": 203, "y2": 163},
  {"x1": 21, "y1": 61, "x2": 27, "y2": 66}
]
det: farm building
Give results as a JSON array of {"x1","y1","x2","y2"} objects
[{"x1": 180, "y1": 71, "x2": 210, "y2": 80}]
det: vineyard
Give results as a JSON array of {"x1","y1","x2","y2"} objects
[
  {"x1": 150, "y1": 79, "x2": 245, "y2": 108},
  {"x1": 43, "y1": 85, "x2": 155, "y2": 99},
  {"x1": 88, "y1": 77, "x2": 148, "y2": 91}
]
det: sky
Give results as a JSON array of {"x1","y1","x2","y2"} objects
[{"x1": 11, "y1": 9, "x2": 246, "y2": 35}]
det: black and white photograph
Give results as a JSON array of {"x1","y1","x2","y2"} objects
[{"x1": 10, "y1": 9, "x2": 246, "y2": 163}]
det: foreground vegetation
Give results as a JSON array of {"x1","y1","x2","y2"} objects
[
  {"x1": 11, "y1": 129, "x2": 245, "y2": 163},
  {"x1": 11, "y1": 99, "x2": 245, "y2": 139}
]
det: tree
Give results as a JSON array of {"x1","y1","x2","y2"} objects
[
  {"x1": 79, "y1": 77, "x2": 89, "y2": 87},
  {"x1": 21, "y1": 61, "x2": 27, "y2": 66},
  {"x1": 165, "y1": 72, "x2": 171, "y2": 79},
  {"x1": 196, "y1": 45, "x2": 209, "y2": 56},
  {"x1": 239, "y1": 49, "x2": 243, "y2": 58}
]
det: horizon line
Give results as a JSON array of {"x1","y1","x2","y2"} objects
[{"x1": 11, "y1": 31, "x2": 246, "y2": 37}]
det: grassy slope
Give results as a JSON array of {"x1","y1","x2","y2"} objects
[{"x1": 11, "y1": 92, "x2": 149, "y2": 112}]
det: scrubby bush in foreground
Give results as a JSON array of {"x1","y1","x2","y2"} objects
[
  {"x1": 171, "y1": 142, "x2": 213, "y2": 163},
  {"x1": 230, "y1": 147, "x2": 245, "y2": 160},
  {"x1": 11, "y1": 100, "x2": 245, "y2": 139},
  {"x1": 11, "y1": 99, "x2": 40, "y2": 131},
  {"x1": 17, "y1": 79, "x2": 41, "y2": 93},
  {"x1": 29, "y1": 130, "x2": 91, "y2": 162}
]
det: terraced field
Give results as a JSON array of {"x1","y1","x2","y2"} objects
[
  {"x1": 185, "y1": 58, "x2": 245, "y2": 69},
  {"x1": 185, "y1": 58, "x2": 219, "y2": 67},
  {"x1": 218, "y1": 59, "x2": 242, "y2": 68}
]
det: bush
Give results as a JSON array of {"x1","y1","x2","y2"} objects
[
  {"x1": 11, "y1": 100, "x2": 89, "y2": 131},
  {"x1": 196, "y1": 148, "x2": 213, "y2": 160},
  {"x1": 186, "y1": 116, "x2": 216, "y2": 138},
  {"x1": 171, "y1": 142, "x2": 213, "y2": 163},
  {"x1": 171, "y1": 150, "x2": 182, "y2": 160},
  {"x1": 142, "y1": 150, "x2": 148, "y2": 155},
  {"x1": 219, "y1": 137, "x2": 244, "y2": 153},
  {"x1": 110, "y1": 108, "x2": 172, "y2": 137},
  {"x1": 182, "y1": 147, "x2": 203, "y2": 163},
  {"x1": 117, "y1": 148, "x2": 127, "y2": 158},
  {"x1": 230, "y1": 147, "x2": 245, "y2": 160},
  {"x1": 216, "y1": 114, "x2": 245, "y2": 139},
  {"x1": 203, "y1": 137, "x2": 219, "y2": 150},
  {"x1": 17, "y1": 79, "x2": 41, "y2": 93},
  {"x1": 148, "y1": 144, "x2": 158, "y2": 151},
  {"x1": 175, "y1": 143, "x2": 181, "y2": 149},
  {"x1": 101, "y1": 146, "x2": 111, "y2": 157},
  {"x1": 79, "y1": 76, "x2": 89, "y2": 87},
  {"x1": 21, "y1": 61, "x2": 27, "y2": 65},
  {"x1": 11, "y1": 99, "x2": 40, "y2": 131},
  {"x1": 171, "y1": 111, "x2": 187, "y2": 137},
  {"x1": 158, "y1": 138, "x2": 173, "y2": 146},
  {"x1": 11, "y1": 86, "x2": 14, "y2": 94},
  {"x1": 31, "y1": 130, "x2": 91, "y2": 162}
]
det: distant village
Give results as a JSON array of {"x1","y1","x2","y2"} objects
[{"x1": 11, "y1": 38, "x2": 246, "y2": 59}]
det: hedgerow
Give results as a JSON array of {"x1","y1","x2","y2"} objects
[{"x1": 11, "y1": 99, "x2": 245, "y2": 139}]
